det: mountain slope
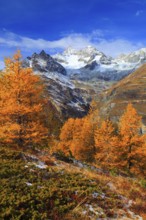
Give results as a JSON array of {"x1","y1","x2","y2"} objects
[
  {"x1": 0, "y1": 146, "x2": 145, "y2": 219},
  {"x1": 97, "y1": 64, "x2": 146, "y2": 130},
  {"x1": 23, "y1": 51, "x2": 89, "y2": 119},
  {"x1": 23, "y1": 47, "x2": 146, "y2": 120},
  {"x1": 24, "y1": 50, "x2": 67, "y2": 75}
]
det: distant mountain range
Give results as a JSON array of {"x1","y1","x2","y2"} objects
[
  {"x1": 23, "y1": 46, "x2": 146, "y2": 124},
  {"x1": 53, "y1": 46, "x2": 146, "y2": 81}
]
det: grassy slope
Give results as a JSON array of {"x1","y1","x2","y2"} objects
[
  {"x1": 98, "y1": 64, "x2": 146, "y2": 126},
  {"x1": 0, "y1": 146, "x2": 146, "y2": 220}
]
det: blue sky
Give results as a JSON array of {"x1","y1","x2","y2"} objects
[{"x1": 0, "y1": 0, "x2": 146, "y2": 66}]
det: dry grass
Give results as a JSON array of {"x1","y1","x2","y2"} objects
[
  {"x1": 58, "y1": 162, "x2": 146, "y2": 218},
  {"x1": 10, "y1": 145, "x2": 145, "y2": 219},
  {"x1": 98, "y1": 64, "x2": 146, "y2": 124},
  {"x1": 54, "y1": 159, "x2": 146, "y2": 218}
]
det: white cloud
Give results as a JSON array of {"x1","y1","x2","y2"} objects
[
  {"x1": 0, "y1": 31, "x2": 96, "y2": 50},
  {"x1": 0, "y1": 30, "x2": 145, "y2": 58},
  {"x1": 136, "y1": 10, "x2": 143, "y2": 16},
  {"x1": 94, "y1": 39, "x2": 143, "y2": 57}
]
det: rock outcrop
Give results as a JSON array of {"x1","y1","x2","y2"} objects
[{"x1": 23, "y1": 50, "x2": 89, "y2": 119}]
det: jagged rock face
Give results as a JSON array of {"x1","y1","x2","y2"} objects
[
  {"x1": 25, "y1": 50, "x2": 67, "y2": 75},
  {"x1": 84, "y1": 61, "x2": 98, "y2": 71},
  {"x1": 42, "y1": 75, "x2": 89, "y2": 119},
  {"x1": 24, "y1": 50, "x2": 89, "y2": 119}
]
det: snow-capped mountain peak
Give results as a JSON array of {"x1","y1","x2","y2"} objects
[
  {"x1": 63, "y1": 46, "x2": 78, "y2": 56},
  {"x1": 79, "y1": 45, "x2": 104, "y2": 57},
  {"x1": 53, "y1": 46, "x2": 146, "y2": 81},
  {"x1": 116, "y1": 48, "x2": 146, "y2": 64},
  {"x1": 53, "y1": 46, "x2": 111, "y2": 70},
  {"x1": 63, "y1": 45, "x2": 99, "y2": 56},
  {"x1": 21, "y1": 47, "x2": 146, "y2": 120},
  {"x1": 24, "y1": 50, "x2": 67, "y2": 75}
]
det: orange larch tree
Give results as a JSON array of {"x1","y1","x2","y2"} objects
[
  {"x1": 70, "y1": 117, "x2": 95, "y2": 161},
  {"x1": 58, "y1": 116, "x2": 95, "y2": 161},
  {"x1": 58, "y1": 118, "x2": 75, "y2": 155},
  {"x1": 94, "y1": 119, "x2": 117, "y2": 168},
  {"x1": 117, "y1": 103, "x2": 146, "y2": 174},
  {"x1": 59, "y1": 116, "x2": 95, "y2": 162},
  {"x1": 58, "y1": 101, "x2": 99, "y2": 161},
  {"x1": 70, "y1": 118, "x2": 84, "y2": 156},
  {"x1": 73, "y1": 101, "x2": 100, "y2": 162},
  {"x1": 0, "y1": 51, "x2": 48, "y2": 148}
]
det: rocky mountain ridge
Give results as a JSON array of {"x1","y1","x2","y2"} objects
[
  {"x1": 23, "y1": 46, "x2": 146, "y2": 120},
  {"x1": 24, "y1": 50, "x2": 67, "y2": 75},
  {"x1": 54, "y1": 46, "x2": 146, "y2": 81},
  {"x1": 24, "y1": 51, "x2": 89, "y2": 119}
]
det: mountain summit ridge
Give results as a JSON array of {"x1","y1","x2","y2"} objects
[
  {"x1": 53, "y1": 46, "x2": 146, "y2": 81},
  {"x1": 22, "y1": 47, "x2": 146, "y2": 120}
]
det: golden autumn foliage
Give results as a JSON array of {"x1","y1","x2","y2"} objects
[
  {"x1": 94, "y1": 119, "x2": 118, "y2": 168},
  {"x1": 58, "y1": 102, "x2": 99, "y2": 161},
  {"x1": 116, "y1": 103, "x2": 146, "y2": 174},
  {"x1": 58, "y1": 102, "x2": 146, "y2": 176},
  {"x1": 71, "y1": 102, "x2": 99, "y2": 161},
  {"x1": 58, "y1": 118, "x2": 75, "y2": 155},
  {"x1": 70, "y1": 117, "x2": 94, "y2": 161},
  {"x1": 70, "y1": 118, "x2": 84, "y2": 158},
  {"x1": 0, "y1": 51, "x2": 48, "y2": 148}
]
